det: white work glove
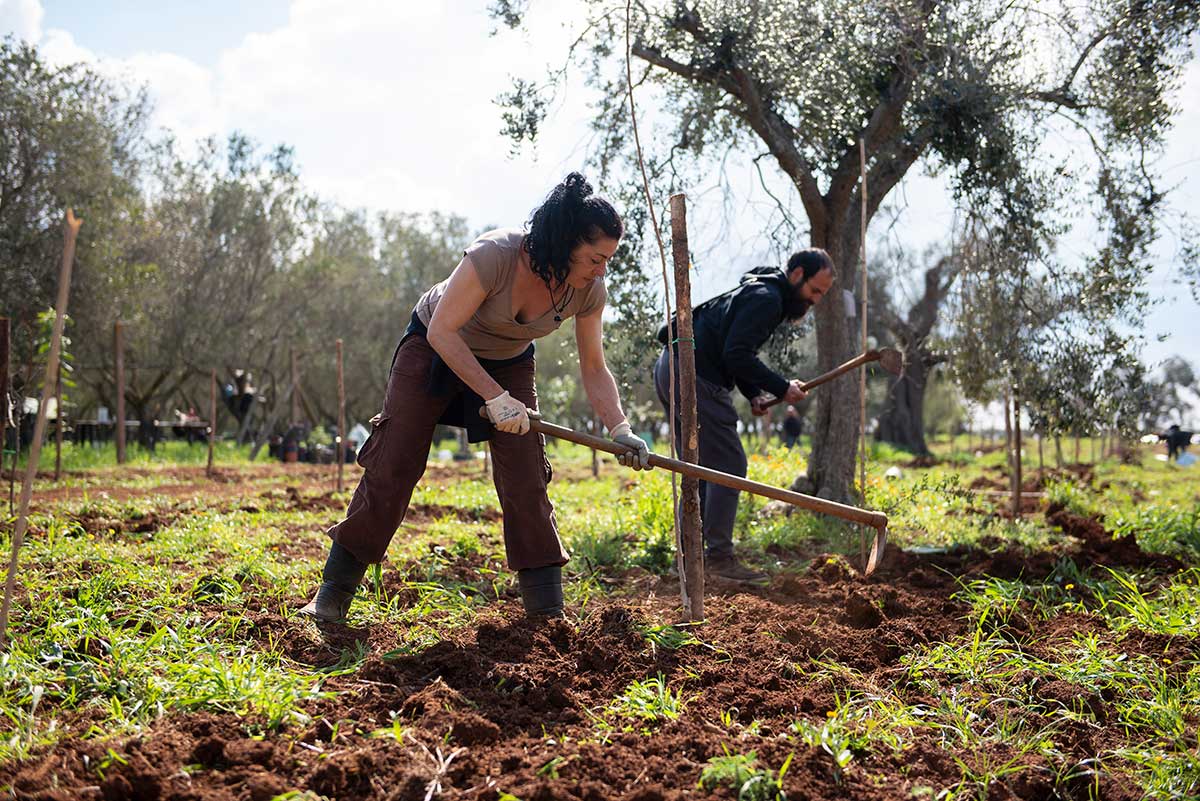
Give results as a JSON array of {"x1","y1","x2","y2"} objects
[
  {"x1": 610, "y1": 421, "x2": 652, "y2": 470},
  {"x1": 485, "y1": 391, "x2": 530, "y2": 435}
]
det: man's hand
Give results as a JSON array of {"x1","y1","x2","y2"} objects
[
  {"x1": 750, "y1": 395, "x2": 773, "y2": 416},
  {"x1": 485, "y1": 391, "x2": 530, "y2": 435},
  {"x1": 784, "y1": 380, "x2": 809, "y2": 404},
  {"x1": 610, "y1": 421, "x2": 651, "y2": 470}
]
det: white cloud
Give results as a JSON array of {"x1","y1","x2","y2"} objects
[
  {"x1": 0, "y1": 0, "x2": 41, "y2": 42},
  {"x1": 4, "y1": 0, "x2": 597, "y2": 227}
]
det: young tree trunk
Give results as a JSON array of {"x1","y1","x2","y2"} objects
[
  {"x1": 1004, "y1": 386, "x2": 1014, "y2": 504},
  {"x1": 591, "y1": 416, "x2": 600, "y2": 478},
  {"x1": 1012, "y1": 388, "x2": 1023, "y2": 518},
  {"x1": 802, "y1": 239, "x2": 860, "y2": 503},
  {"x1": 875, "y1": 347, "x2": 931, "y2": 455},
  {"x1": 1055, "y1": 435, "x2": 1063, "y2": 469},
  {"x1": 114, "y1": 321, "x2": 126, "y2": 464}
]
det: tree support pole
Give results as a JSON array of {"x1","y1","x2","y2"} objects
[
  {"x1": 54, "y1": 365, "x2": 62, "y2": 481},
  {"x1": 1012, "y1": 387, "x2": 1023, "y2": 518},
  {"x1": 857, "y1": 138, "x2": 870, "y2": 566},
  {"x1": 670, "y1": 194, "x2": 704, "y2": 623},
  {"x1": 2, "y1": 210, "x2": 81, "y2": 648},
  {"x1": 336, "y1": 339, "x2": 345, "y2": 493},
  {"x1": 114, "y1": 321, "x2": 126, "y2": 464},
  {"x1": 1, "y1": 318, "x2": 8, "y2": 509},
  {"x1": 207, "y1": 369, "x2": 217, "y2": 478}
]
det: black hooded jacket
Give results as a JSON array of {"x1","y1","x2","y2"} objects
[{"x1": 658, "y1": 266, "x2": 791, "y2": 401}]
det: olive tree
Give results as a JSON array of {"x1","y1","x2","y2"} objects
[{"x1": 491, "y1": 0, "x2": 1199, "y2": 501}]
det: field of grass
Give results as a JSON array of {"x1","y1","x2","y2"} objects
[{"x1": 0, "y1": 436, "x2": 1196, "y2": 800}]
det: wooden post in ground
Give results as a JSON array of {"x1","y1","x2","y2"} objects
[
  {"x1": 2, "y1": 209, "x2": 81, "y2": 648},
  {"x1": 207, "y1": 369, "x2": 217, "y2": 478},
  {"x1": 290, "y1": 348, "x2": 301, "y2": 427},
  {"x1": 1, "y1": 317, "x2": 9, "y2": 510},
  {"x1": 669, "y1": 193, "x2": 704, "y2": 623},
  {"x1": 114, "y1": 321, "x2": 126, "y2": 464},
  {"x1": 591, "y1": 417, "x2": 600, "y2": 478},
  {"x1": 1012, "y1": 387, "x2": 1023, "y2": 518},
  {"x1": 857, "y1": 139, "x2": 871, "y2": 567},
  {"x1": 1003, "y1": 385, "x2": 1014, "y2": 502},
  {"x1": 54, "y1": 364, "x2": 63, "y2": 481},
  {"x1": 336, "y1": 339, "x2": 345, "y2": 492}
]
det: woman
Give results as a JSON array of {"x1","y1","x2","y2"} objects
[{"x1": 300, "y1": 173, "x2": 650, "y2": 622}]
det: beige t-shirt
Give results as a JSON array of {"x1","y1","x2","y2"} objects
[{"x1": 415, "y1": 228, "x2": 607, "y2": 359}]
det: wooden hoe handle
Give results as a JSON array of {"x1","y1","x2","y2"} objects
[{"x1": 528, "y1": 417, "x2": 888, "y2": 531}]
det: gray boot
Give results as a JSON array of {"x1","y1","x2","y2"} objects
[
  {"x1": 299, "y1": 582, "x2": 356, "y2": 623},
  {"x1": 299, "y1": 542, "x2": 368, "y2": 623},
  {"x1": 517, "y1": 565, "x2": 564, "y2": 618}
]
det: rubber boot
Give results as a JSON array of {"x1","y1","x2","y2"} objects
[
  {"x1": 517, "y1": 565, "x2": 564, "y2": 618},
  {"x1": 299, "y1": 541, "x2": 369, "y2": 623}
]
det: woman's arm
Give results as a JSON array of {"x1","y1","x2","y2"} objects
[
  {"x1": 575, "y1": 308, "x2": 651, "y2": 469},
  {"x1": 426, "y1": 257, "x2": 506, "y2": 401},
  {"x1": 574, "y1": 308, "x2": 626, "y2": 430}
]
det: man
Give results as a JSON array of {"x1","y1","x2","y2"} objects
[
  {"x1": 654, "y1": 249, "x2": 835, "y2": 583},
  {"x1": 782, "y1": 405, "x2": 803, "y2": 449},
  {"x1": 1161, "y1": 424, "x2": 1194, "y2": 462}
]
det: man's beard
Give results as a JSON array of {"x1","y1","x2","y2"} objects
[{"x1": 783, "y1": 290, "x2": 812, "y2": 321}]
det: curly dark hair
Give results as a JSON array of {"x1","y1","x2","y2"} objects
[{"x1": 524, "y1": 172, "x2": 623, "y2": 286}]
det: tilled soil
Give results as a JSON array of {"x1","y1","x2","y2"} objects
[{"x1": 3, "y1": 507, "x2": 1190, "y2": 801}]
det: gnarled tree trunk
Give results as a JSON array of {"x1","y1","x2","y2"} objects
[
  {"x1": 876, "y1": 345, "x2": 931, "y2": 455},
  {"x1": 872, "y1": 255, "x2": 958, "y2": 457}
]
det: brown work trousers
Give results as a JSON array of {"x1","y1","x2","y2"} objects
[{"x1": 326, "y1": 334, "x2": 567, "y2": 571}]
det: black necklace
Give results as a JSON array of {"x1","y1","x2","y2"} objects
[{"x1": 547, "y1": 280, "x2": 573, "y2": 322}]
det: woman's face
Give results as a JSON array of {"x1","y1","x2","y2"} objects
[{"x1": 565, "y1": 236, "x2": 620, "y2": 289}]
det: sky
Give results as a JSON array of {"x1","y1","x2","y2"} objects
[{"x1": 2, "y1": 0, "x2": 1198, "y2": 385}]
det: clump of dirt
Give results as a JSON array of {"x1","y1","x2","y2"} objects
[
  {"x1": 63, "y1": 507, "x2": 176, "y2": 538},
  {"x1": 405, "y1": 501, "x2": 501, "y2": 523},
  {"x1": 1045, "y1": 502, "x2": 1182, "y2": 571}
]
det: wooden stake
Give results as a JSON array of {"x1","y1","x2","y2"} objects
[
  {"x1": 669, "y1": 193, "x2": 704, "y2": 623},
  {"x1": 1, "y1": 317, "x2": 9, "y2": 511},
  {"x1": 1012, "y1": 387, "x2": 1023, "y2": 518},
  {"x1": 290, "y1": 348, "x2": 301, "y2": 426},
  {"x1": 591, "y1": 417, "x2": 600, "y2": 478},
  {"x1": 54, "y1": 364, "x2": 62, "y2": 481},
  {"x1": 1003, "y1": 385, "x2": 1014, "y2": 499},
  {"x1": 114, "y1": 321, "x2": 126, "y2": 464},
  {"x1": 2, "y1": 209, "x2": 81, "y2": 648},
  {"x1": 336, "y1": 339, "x2": 345, "y2": 492},
  {"x1": 857, "y1": 138, "x2": 870, "y2": 568},
  {"x1": 207, "y1": 369, "x2": 217, "y2": 478}
]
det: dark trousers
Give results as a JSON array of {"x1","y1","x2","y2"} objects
[
  {"x1": 653, "y1": 348, "x2": 746, "y2": 559},
  {"x1": 327, "y1": 335, "x2": 567, "y2": 571}
]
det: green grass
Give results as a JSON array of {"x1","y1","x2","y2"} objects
[
  {"x1": 1, "y1": 438, "x2": 1197, "y2": 798},
  {"x1": 698, "y1": 747, "x2": 792, "y2": 800},
  {"x1": 10, "y1": 440, "x2": 254, "y2": 474},
  {"x1": 606, "y1": 674, "x2": 686, "y2": 723}
]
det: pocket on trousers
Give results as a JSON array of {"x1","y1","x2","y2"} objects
[{"x1": 356, "y1": 412, "x2": 390, "y2": 469}]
